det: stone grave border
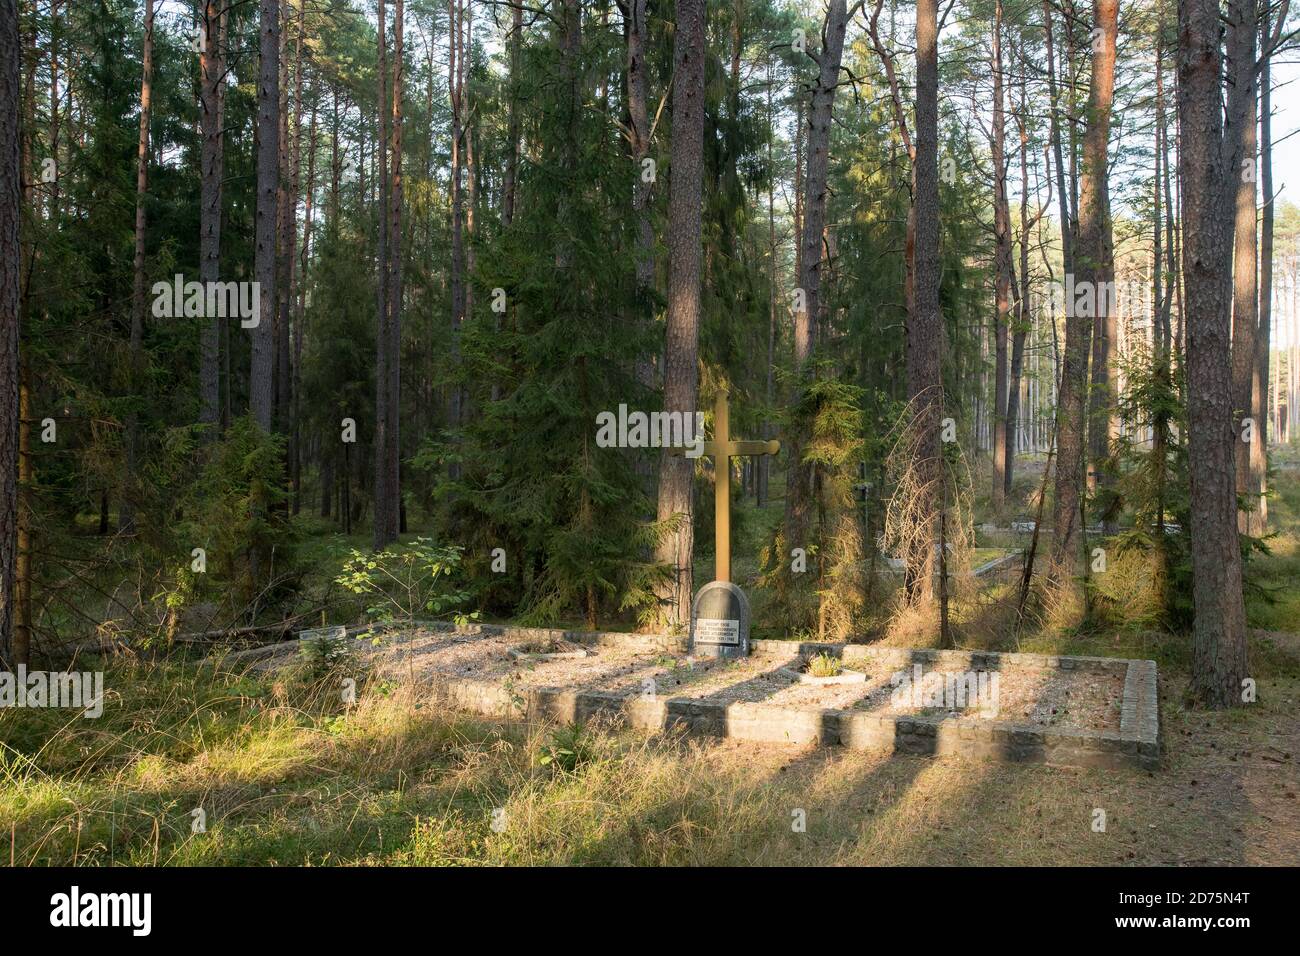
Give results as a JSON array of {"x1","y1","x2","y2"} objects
[{"x1": 311, "y1": 621, "x2": 1163, "y2": 771}]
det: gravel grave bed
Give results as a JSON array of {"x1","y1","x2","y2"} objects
[{"x1": 351, "y1": 626, "x2": 1124, "y2": 732}]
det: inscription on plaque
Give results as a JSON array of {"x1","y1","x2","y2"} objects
[{"x1": 694, "y1": 618, "x2": 740, "y2": 646}]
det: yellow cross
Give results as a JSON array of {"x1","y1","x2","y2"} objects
[{"x1": 670, "y1": 388, "x2": 779, "y2": 583}]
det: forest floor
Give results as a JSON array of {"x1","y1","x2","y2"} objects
[{"x1": 2, "y1": 458, "x2": 1298, "y2": 866}]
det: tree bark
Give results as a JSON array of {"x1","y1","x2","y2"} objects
[
  {"x1": 15, "y1": 364, "x2": 29, "y2": 665},
  {"x1": 1051, "y1": 0, "x2": 1115, "y2": 584},
  {"x1": 294, "y1": 88, "x2": 315, "y2": 517},
  {"x1": 286, "y1": 0, "x2": 306, "y2": 511},
  {"x1": 1151, "y1": 23, "x2": 1173, "y2": 533},
  {"x1": 46, "y1": 0, "x2": 57, "y2": 219},
  {"x1": 1042, "y1": 0, "x2": 1073, "y2": 278},
  {"x1": 761, "y1": 54, "x2": 778, "y2": 508},
  {"x1": 1084, "y1": 0, "x2": 1119, "y2": 529},
  {"x1": 654, "y1": 0, "x2": 706, "y2": 629},
  {"x1": 446, "y1": 0, "x2": 463, "y2": 479},
  {"x1": 793, "y1": 95, "x2": 803, "y2": 288},
  {"x1": 1180, "y1": 0, "x2": 1250, "y2": 708},
  {"x1": 275, "y1": 2, "x2": 292, "y2": 434},
  {"x1": 1256, "y1": 3, "x2": 1275, "y2": 529},
  {"x1": 627, "y1": 0, "x2": 654, "y2": 306},
  {"x1": 502, "y1": 1, "x2": 522, "y2": 227},
  {"x1": 908, "y1": 0, "x2": 943, "y2": 601},
  {"x1": 784, "y1": 0, "x2": 851, "y2": 564},
  {"x1": 1006, "y1": 41, "x2": 1035, "y2": 497},
  {"x1": 463, "y1": 1, "x2": 475, "y2": 325},
  {"x1": 384, "y1": 0, "x2": 404, "y2": 544},
  {"x1": 990, "y1": 0, "x2": 1011, "y2": 510},
  {"x1": 251, "y1": 0, "x2": 280, "y2": 431},
  {"x1": 199, "y1": 0, "x2": 225, "y2": 434},
  {"x1": 373, "y1": 0, "x2": 391, "y2": 549},
  {"x1": 795, "y1": 0, "x2": 850, "y2": 363},
  {"x1": 0, "y1": 0, "x2": 18, "y2": 663},
  {"x1": 1229, "y1": 0, "x2": 1259, "y2": 532},
  {"x1": 121, "y1": 0, "x2": 155, "y2": 532}
]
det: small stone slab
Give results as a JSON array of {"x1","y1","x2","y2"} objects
[{"x1": 777, "y1": 665, "x2": 867, "y2": 686}]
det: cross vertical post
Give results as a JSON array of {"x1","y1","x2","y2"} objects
[
  {"x1": 714, "y1": 388, "x2": 732, "y2": 583},
  {"x1": 676, "y1": 387, "x2": 780, "y2": 584}
]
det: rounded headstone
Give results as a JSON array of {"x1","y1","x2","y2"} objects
[{"x1": 690, "y1": 581, "x2": 750, "y2": 659}]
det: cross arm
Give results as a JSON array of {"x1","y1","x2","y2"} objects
[
  {"x1": 666, "y1": 439, "x2": 781, "y2": 458},
  {"x1": 726, "y1": 440, "x2": 781, "y2": 457}
]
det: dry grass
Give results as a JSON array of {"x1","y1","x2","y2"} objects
[{"x1": 2, "y1": 629, "x2": 1297, "y2": 866}]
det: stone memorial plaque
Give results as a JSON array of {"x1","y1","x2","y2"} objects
[{"x1": 690, "y1": 580, "x2": 750, "y2": 660}]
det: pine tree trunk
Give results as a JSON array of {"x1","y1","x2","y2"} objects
[
  {"x1": 1042, "y1": 0, "x2": 1073, "y2": 276},
  {"x1": 122, "y1": 0, "x2": 154, "y2": 532},
  {"x1": 1084, "y1": 0, "x2": 1119, "y2": 530},
  {"x1": 794, "y1": 0, "x2": 849, "y2": 363},
  {"x1": 0, "y1": 0, "x2": 17, "y2": 662},
  {"x1": 1051, "y1": 0, "x2": 1115, "y2": 587},
  {"x1": 502, "y1": 1, "x2": 522, "y2": 227},
  {"x1": 554, "y1": 0, "x2": 580, "y2": 268},
  {"x1": 908, "y1": 0, "x2": 943, "y2": 602},
  {"x1": 47, "y1": 0, "x2": 57, "y2": 218},
  {"x1": 654, "y1": 0, "x2": 706, "y2": 629},
  {"x1": 1151, "y1": 27, "x2": 1173, "y2": 533},
  {"x1": 1006, "y1": 48, "x2": 1032, "y2": 498},
  {"x1": 1256, "y1": 6, "x2": 1274, "y2": 529},
  {"x1": 285, "y1": 0, "x2": 305, "y2": 512},
  {"x1": 373, "y1": 0, "x2": 391, "y2": 549},
  {"x1": 15, "y1": 363, "x2": 30, "y2": 665},
  {"x1": 990, "y1": 0, "x2": 1011, "y2": 510},
  {"x1": 761, "y1": 56, "x2": 778, "y2": 509},
  {"x1": 251, "y1": 0, "x2": 280, "y2": 431},
  {"x1": 1228, "y1": 0, "x2": 1259, "y2": 533},
  {"x1": 1181, "y1": 0, "x2": 1250, "y2": 708},
  {"x1": 459, "y1": 9, "x2": 475, "y2": 336},
  {"x1": 296, "y1": 92, "x2": 316, "y2": 517},
  {"x1": 627, "y1": 0, "x2": 654, "y2": 304},
  {"x1": 385, "y1": 0, "x2": 404, "y2": 544},
  {"x1": 275, "y1": 2, "x2": 291, "y2": 433},
  {"x1": 784, "y1": 0, "x2": 850, "y2": 565},
  {"x1": 199, "y1": 0, "x2": 224, "y2": 434},
  {"x1": 793, "y1": 96, "x2": 803, "y2": 287},
  {"x1": 446, "y1": 0, "x2": 463, "y2": 480}
]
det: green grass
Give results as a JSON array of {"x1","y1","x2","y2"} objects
[
  {"x1": 971, "y1": 547, "x2": 1014, "y2": 566},
  {"x1": 804, "y1": 652, "x2": 844, "y2": 677}
]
